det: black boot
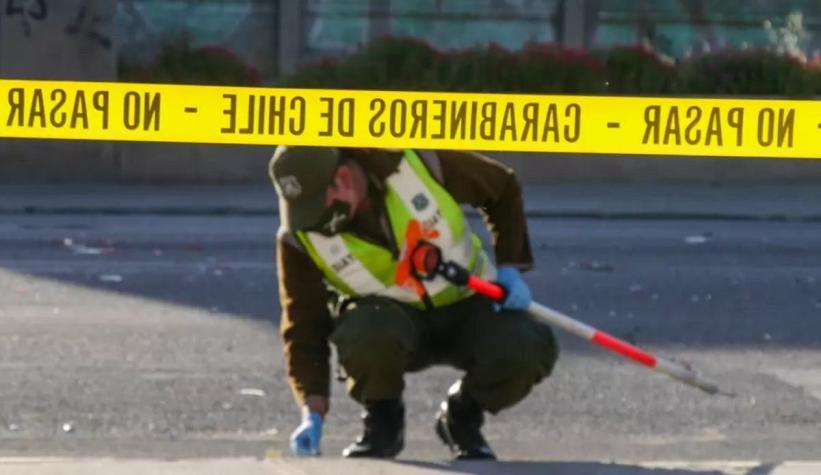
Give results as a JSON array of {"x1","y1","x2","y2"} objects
[
  {"x1": 435, "y1": 381, "x2": 496, "y2": 460},
  {"x1": 343, "y1": 399, "x2": 405, "y2": 458}
]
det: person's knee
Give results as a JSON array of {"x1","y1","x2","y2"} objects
[
  {"x1": 475, "y1": 346, "x2": 552, "y2": 390},
  {"x1": 461, "y1": 313, "x2": 561, "y2": 413},
  {"x1": 467, "y1": 336, "x2": 558, "y2": 413},
  {"x1": 480, "y1": 314, "x2": 559, "y2": 381},
  {"x1": 330, "y1": 298, "x2": 416, "y2": 374},
  {"x1": 528, "y1": 318, "x2": 560, "y2": 379},
  {"x1": 339, "y1": 331, "x2": 412, "y2": 374}
]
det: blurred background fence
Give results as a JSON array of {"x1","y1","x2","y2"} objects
[
  {"x1": 113, "y1": 0, "x2": 821, "y2": 83},
  {"x1": 5, "y1": 0, "x2": 820, "y2": 84}
]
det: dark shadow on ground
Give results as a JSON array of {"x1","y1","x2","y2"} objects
[
  {"x1": 3, "y1": 214, "x2": 821, "y2": 348},
  {"x1": 0, "y1": 214, "x2": 282, "y2": 322}
]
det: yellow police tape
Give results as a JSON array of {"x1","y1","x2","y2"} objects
[{"x1": 2, "y1": 79, "x2": 820, "y2": 159}]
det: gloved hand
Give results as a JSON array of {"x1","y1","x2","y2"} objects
[
  {"x1": 495, "y1": 266, "x2": 532, "y2": 311},
  {"x1": 290, "y1": 408, "x2": 323, "y2": 456}
]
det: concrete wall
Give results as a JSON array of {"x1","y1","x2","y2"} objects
[
  {"x1": 114, "y1": 143, "x2": 274, "y2": 184},
  {"x1": 0, "y1": 0, "x2": 116, "y2": 80},
  {"x1": 0, "y1": 0, "x2": 118, "y2": 182},
  {"x1": 492, "y1": 153, "x2": 821, "y2": 185},
  {"x1": 7, "y1": 141, "x2": 821, "y2": 184},
  {"x1": 0, "y1": 0, "x2": 279, "y2": 184},
  {"x1": 0, "y1": 140, "x2": 274, "y2": 184}
]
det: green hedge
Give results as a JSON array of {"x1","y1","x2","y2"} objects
[
  {"x1": 120, "y1": 38, "x2": 261, "y2": 86},
  {"x1": 284, "y1": 37, "x2": 821, "y2": 97}
]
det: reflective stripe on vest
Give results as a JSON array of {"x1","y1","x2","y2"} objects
[{"x1": 297, "y1": 150, "x2": 496, "y2": 308}]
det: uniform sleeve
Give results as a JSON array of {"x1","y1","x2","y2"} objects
[
  {"x1": 277, "y1": 228, "x2": 334, "y2": 406},
  {"x1": 435, "y1": 150, "x2": 534, "y2": 270}
]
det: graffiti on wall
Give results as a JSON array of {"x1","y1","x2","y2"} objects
[
  {"x1": 5, "y1": 0, "x2": 48, "y2": 36},
  {"x1": 65, "y1": 1, "x2": 112, "y2": 50},
  {"x1": 4, "y1": 0, "x2": 111, "y2": 49}
]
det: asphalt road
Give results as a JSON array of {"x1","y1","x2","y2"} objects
[{"x1": 0, "y1": 213, "x2": 820, "y2": 463}]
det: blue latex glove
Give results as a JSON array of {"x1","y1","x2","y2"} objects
[
  {"x1": 290, "y1": 409, "x2": 323, "y2": 456},
  {"x1": 496, "y1": 267, "x2": 532, "y2": 311}
]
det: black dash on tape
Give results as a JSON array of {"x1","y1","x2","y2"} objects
[
  {"x1": 607, "y1": 122, "x2": 621, "y2": 128},
  {"x1": 185, "y1": 107, "x2": 198, "y2": 113}
]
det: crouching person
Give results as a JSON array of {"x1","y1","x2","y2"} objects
[{"x1": 272, "y1": 147, "x2": 559, "y2": 459}]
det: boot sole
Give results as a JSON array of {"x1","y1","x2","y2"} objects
[
  {"x1": 342, "y1": 433, "x2": 405, "y2": 459},
  {"x1": 434, "y1": 413, "x2": 458, "y2": 454},
  {"x1": 434, "y1": 412, "x2": 497, "y2": 461}
]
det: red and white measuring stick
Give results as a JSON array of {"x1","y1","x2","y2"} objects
[
  {"x1": 413, "y1": 243, "x2": 728, "y2": 396},
  {"x1": 477, "y1": 280, "x2": 721, "y2": 395}
]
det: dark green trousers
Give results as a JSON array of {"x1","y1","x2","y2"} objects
[{"x1": 329, "y1": 294, "x2": 559, "y2": 414}]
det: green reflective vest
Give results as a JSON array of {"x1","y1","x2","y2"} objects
[{"x1": 296, "y1": 150, "x2": 496, "y2": 309}]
